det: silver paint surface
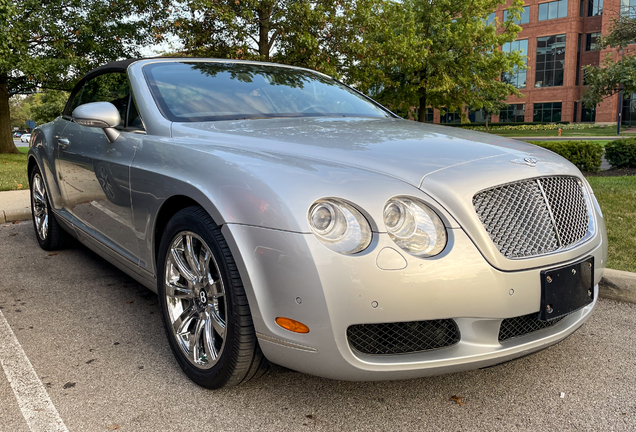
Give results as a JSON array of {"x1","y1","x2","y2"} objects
[{"x1": 27, "y1": 58, "x2": 609, "y2": 381}]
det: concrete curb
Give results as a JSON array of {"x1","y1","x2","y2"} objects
[
  {"x1": 0, "y1": 190, "x2": 31, "y2": 224},
  {"x1": 600, "y1": 269, "x2": 636, "y2": 304}
]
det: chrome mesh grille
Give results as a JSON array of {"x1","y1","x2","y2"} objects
[
  {"x1": 499, "y1": 313, "x2": 565, "y2": 342},
  {"x1": 540, "y1": 177, "x2": 589, "y2": 246},
  {"x1": 347, "y1": 319, "x2": 460, "y2": 355},
  {"x1": 473, "y1": 176, "x2": 590, "y2": 258}
]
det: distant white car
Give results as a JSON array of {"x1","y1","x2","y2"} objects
[{"x1": 20, "y1": 134, "x2": 31, "y2": 143}]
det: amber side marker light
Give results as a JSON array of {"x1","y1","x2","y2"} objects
[{"x1": 275, "y1": 317, "x2": 310, "y2": 333}]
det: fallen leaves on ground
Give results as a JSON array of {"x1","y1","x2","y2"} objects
[{"x1": 450, "y1": 395, "x2": 465, "y2": 405}]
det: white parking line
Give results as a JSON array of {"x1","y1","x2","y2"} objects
[{"x1": 0, "y1": 309, "x2": 68, "y2": 432}]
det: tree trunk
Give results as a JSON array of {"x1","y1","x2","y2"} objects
[
  {"x1": 0, "y1": 75, "x2": 19, "y2": 154},
  {"x1": 258, "y1": 4, "x2": 271, "y2": 61},
  {"x1": 417, "y1": 93, "x2": 427, "y2": 123}
]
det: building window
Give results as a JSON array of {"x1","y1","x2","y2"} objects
[
  {"x1": 440, "y1": 110, "x2": 462, "y2": 124},
  {"x1": 585, "y1": 33, "x2": 600, "y2": 51},
  {"x1": 588, "y1": 0, "x2": 603, "y2": 16},
  {"x1": 485, "y1": 12, "x2": 496, "y2": 26},
  {"x1": 499, "y1": 104, "x2": 526, "y2": 122},
  {"x1": 574, "y1": 101, "x2": 579, "y2": 122},
  {"x1": 502, "y1": 40, "x2": 528, "y2": 89},
  {"x1": 580, "y1": 0, "x2": 585, "y2": 16},
  {"x1": 622, "y1": 93, "x2": 636, "y2": 126},
  {"x1": 621, "y1": 0, "x2": 636, "y2": 16},
  {"x1": 581, "y1": 105, "x2": 596, "y2": 122},
  {"x1": 539, "y1": 0, "x2": 568, "y2": 20},
  {"x1": 535, "y1": 34, "x2": 566, "y2": 88},
  {"x1": 414, "y1": 108, "x2": 434, "y2": 122},
  {"x1": 533, "y1": 102, "x2": 563, "y2": 122},
  {"x1": 576, "y1": 34, "x2": 582, "y2": 85},
  {"x1": 504, "y1": 6, "x2": 530, "y2": 24}
]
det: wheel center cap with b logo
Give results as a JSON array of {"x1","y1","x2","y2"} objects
[{"x1": 199, "y1": 290, "x2": 208, "y2": 304}]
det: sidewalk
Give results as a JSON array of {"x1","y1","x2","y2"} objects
[{"x1": 0, "y1": 190, "x2": 30, "y2": 223}]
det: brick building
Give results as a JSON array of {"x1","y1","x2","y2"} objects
[{"x1": 429, "y1": 0, "x2": 636, "y2": 125}]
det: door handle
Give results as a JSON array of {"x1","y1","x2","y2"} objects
[{"x1": 58, "y1": 138, "x2": 70, "y2": 149}]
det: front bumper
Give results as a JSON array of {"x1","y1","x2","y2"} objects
[{"x1": 223, "y1": 224, "x2": 606, "y2": 381}]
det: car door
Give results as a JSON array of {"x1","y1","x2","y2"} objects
[{"x1": 57, "y1": 72, "x2": 144, "y2": 264}]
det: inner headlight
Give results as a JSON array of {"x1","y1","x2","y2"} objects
[
  {"x1": 308, "y1": 199, "x2": 372, "y2": 254},
  {"x1": 383, "y1": 197, "x2": 447, "y2": 257}
]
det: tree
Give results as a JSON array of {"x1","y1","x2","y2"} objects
[
  {"x1": 166, "y1": 0, "x2": 363, "y2": 77},
  {"x1": 345, "y1": 0, "x2": 526, "y2": 122},
  {"x1": 0, "y1": 0, "x2": 168, "y2": 154},
  {"x1": 582, "y1": 8, "x2": 636, "y2": 108},
  {"x1": 27, "y1": 91, "x2": 69, "y2": 125}
]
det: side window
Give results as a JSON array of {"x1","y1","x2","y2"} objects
[
  {"x1": 127, "y1": 96, "x2": 144, "y2": 130},
  {"x1": 80, "y1": 73, "x2": 131, "y2": 122},
  {"x1": 67, "y1": 90, "x2": 83, "y2": 116}
]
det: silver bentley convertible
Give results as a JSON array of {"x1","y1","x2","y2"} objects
[{"x1": 28, "y1": 58, "x2": 607, "y2": 388}]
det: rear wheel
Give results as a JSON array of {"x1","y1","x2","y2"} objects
[
  {"x1": 157, "y1": 206, "x2": 268, "y2": 388},
  {"x1": 30, "y1": 167, "x2": 70, "y2": 250}
]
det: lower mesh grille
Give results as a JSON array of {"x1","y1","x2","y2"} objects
[
  {"x1": 347, "y1": 319, "x2": 460, "y2": 355},
  {"x1": 499, "y1": 313, "x2": 565, "y2": 342}
]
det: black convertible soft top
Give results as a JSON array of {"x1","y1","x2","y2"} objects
[{"x1": 80, "y1": 58, "x2": 140, "y2": 82}]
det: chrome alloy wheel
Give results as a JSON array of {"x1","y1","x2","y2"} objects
[
  {"x1": 164, "y1": 231, "x2": 227, "y2": 369},
  {"x1": 31, "y1": 173, "x2": 49, "y2": 241}
]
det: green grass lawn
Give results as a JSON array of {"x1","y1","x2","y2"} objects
[
  {"x1": 491, "y1": 126, "x2": 626, "y2": 137},
  {"x1": 587, "y1": 176, "x2": 636, "y2": 273},
  {"x1": 0, "y1": 147, "x2": 28, "y2": 191}
]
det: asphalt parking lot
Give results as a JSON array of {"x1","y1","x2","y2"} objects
[{"x1": 1, "y1": 221, "x2": 635, "y2": 431}]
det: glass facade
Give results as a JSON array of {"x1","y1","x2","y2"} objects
[
  {"x1": 504, "y1": 6, "x2": 530, "y2": 24},
  {"x1": 585, "y1": 32, "x2": 601, "y2": 51},
  {"x1": 416, "y1": 108, "x2": 434, "y2": 123},
  {"x1": 440, "y1": 110, "x2": 462, "y2": 124},
  {"x1": 581, "y1": 105, "x2": 596, "y2": 122},
  {"x1": 588, "y1": 0, "x2": 603, "y2": 16},
  {"x1": 535, "y1": 35, "x2": 566, "y2": 88},
  {"x1": 499, "y1": 104, "x2": 526, "y2": 122},
  {"x1": 622, "y1": 93, "x2": 636, "y2": 126},
  {"x1": 576, "y1": 34, "x2": 582, "y2": 85},
  {"x1": 621, "y1": 0, "x2": 636, "y2": 16},
  {"x1": 539, "y1": 0, "x2": 568, "y2": 20},
  {"x1": 485, "y1": 12, "x2": 496, "y2": 26},
  {"x1": 502, "y1": 40, "x2": 528, "y2": 89},
  {"x1": 533, "y1": 102, "x2": 562, "y2": 122}
]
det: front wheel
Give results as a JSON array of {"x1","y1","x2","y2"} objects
[
  {"x1": 157, "y1": 206, "x2": 268, "y2": 388},
  {"x1": 30, "y1": 167, "x2": 70, "y2": 250}
]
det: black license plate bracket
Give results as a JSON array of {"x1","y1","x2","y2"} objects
[{"x1": 539, "y1": 257, "x2": 594, "y2": 321}]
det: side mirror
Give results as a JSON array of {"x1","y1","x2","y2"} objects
[{"x1": 72, "y1": 102, "x2": 121, "y2": 143}]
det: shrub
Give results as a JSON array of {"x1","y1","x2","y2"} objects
[
  {"x1": 604, "y1": 138, "x2": 636, "y2": 168},
  {"x1": 527, "y1": 140, "x2": 604, "y2": 172}
]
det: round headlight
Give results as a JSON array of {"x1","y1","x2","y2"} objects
[
  {"x1": 308, "y1": 199, "x2": 372, "y2": 254},
  {"x1": 383, "y1": 197, "x2": 446, "y2": 257}
]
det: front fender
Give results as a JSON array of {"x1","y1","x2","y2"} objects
[
  {"x1": 28, "y1": 120, "x2": 65, "y2": 211},
  {"x1": 130, "y1": 136, "x2": 460, "y2": 276}
]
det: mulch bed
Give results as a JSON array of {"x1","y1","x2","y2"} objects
[{"x1": 583, "y1": 167, "x2": 636, "y2": 177}]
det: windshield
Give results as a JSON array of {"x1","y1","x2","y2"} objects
[{"x1": 143, "y1": 62, "x2": 391, "y2": 122}]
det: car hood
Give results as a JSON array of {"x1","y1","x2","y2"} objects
[{"x1": 171, "y1": 117, "x2": 557, "y2": 188}]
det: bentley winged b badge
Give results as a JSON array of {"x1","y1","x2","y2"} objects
[{"x1": 510, "y1": 156, "x2": 538, "y2": 167}]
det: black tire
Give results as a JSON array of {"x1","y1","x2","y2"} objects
[
  {"x1": 157, "y1": 206, "x2": 269, "y2": 389},
  {"x1": 30, "y1": 166, "x2": 71, "y2": 251}
]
